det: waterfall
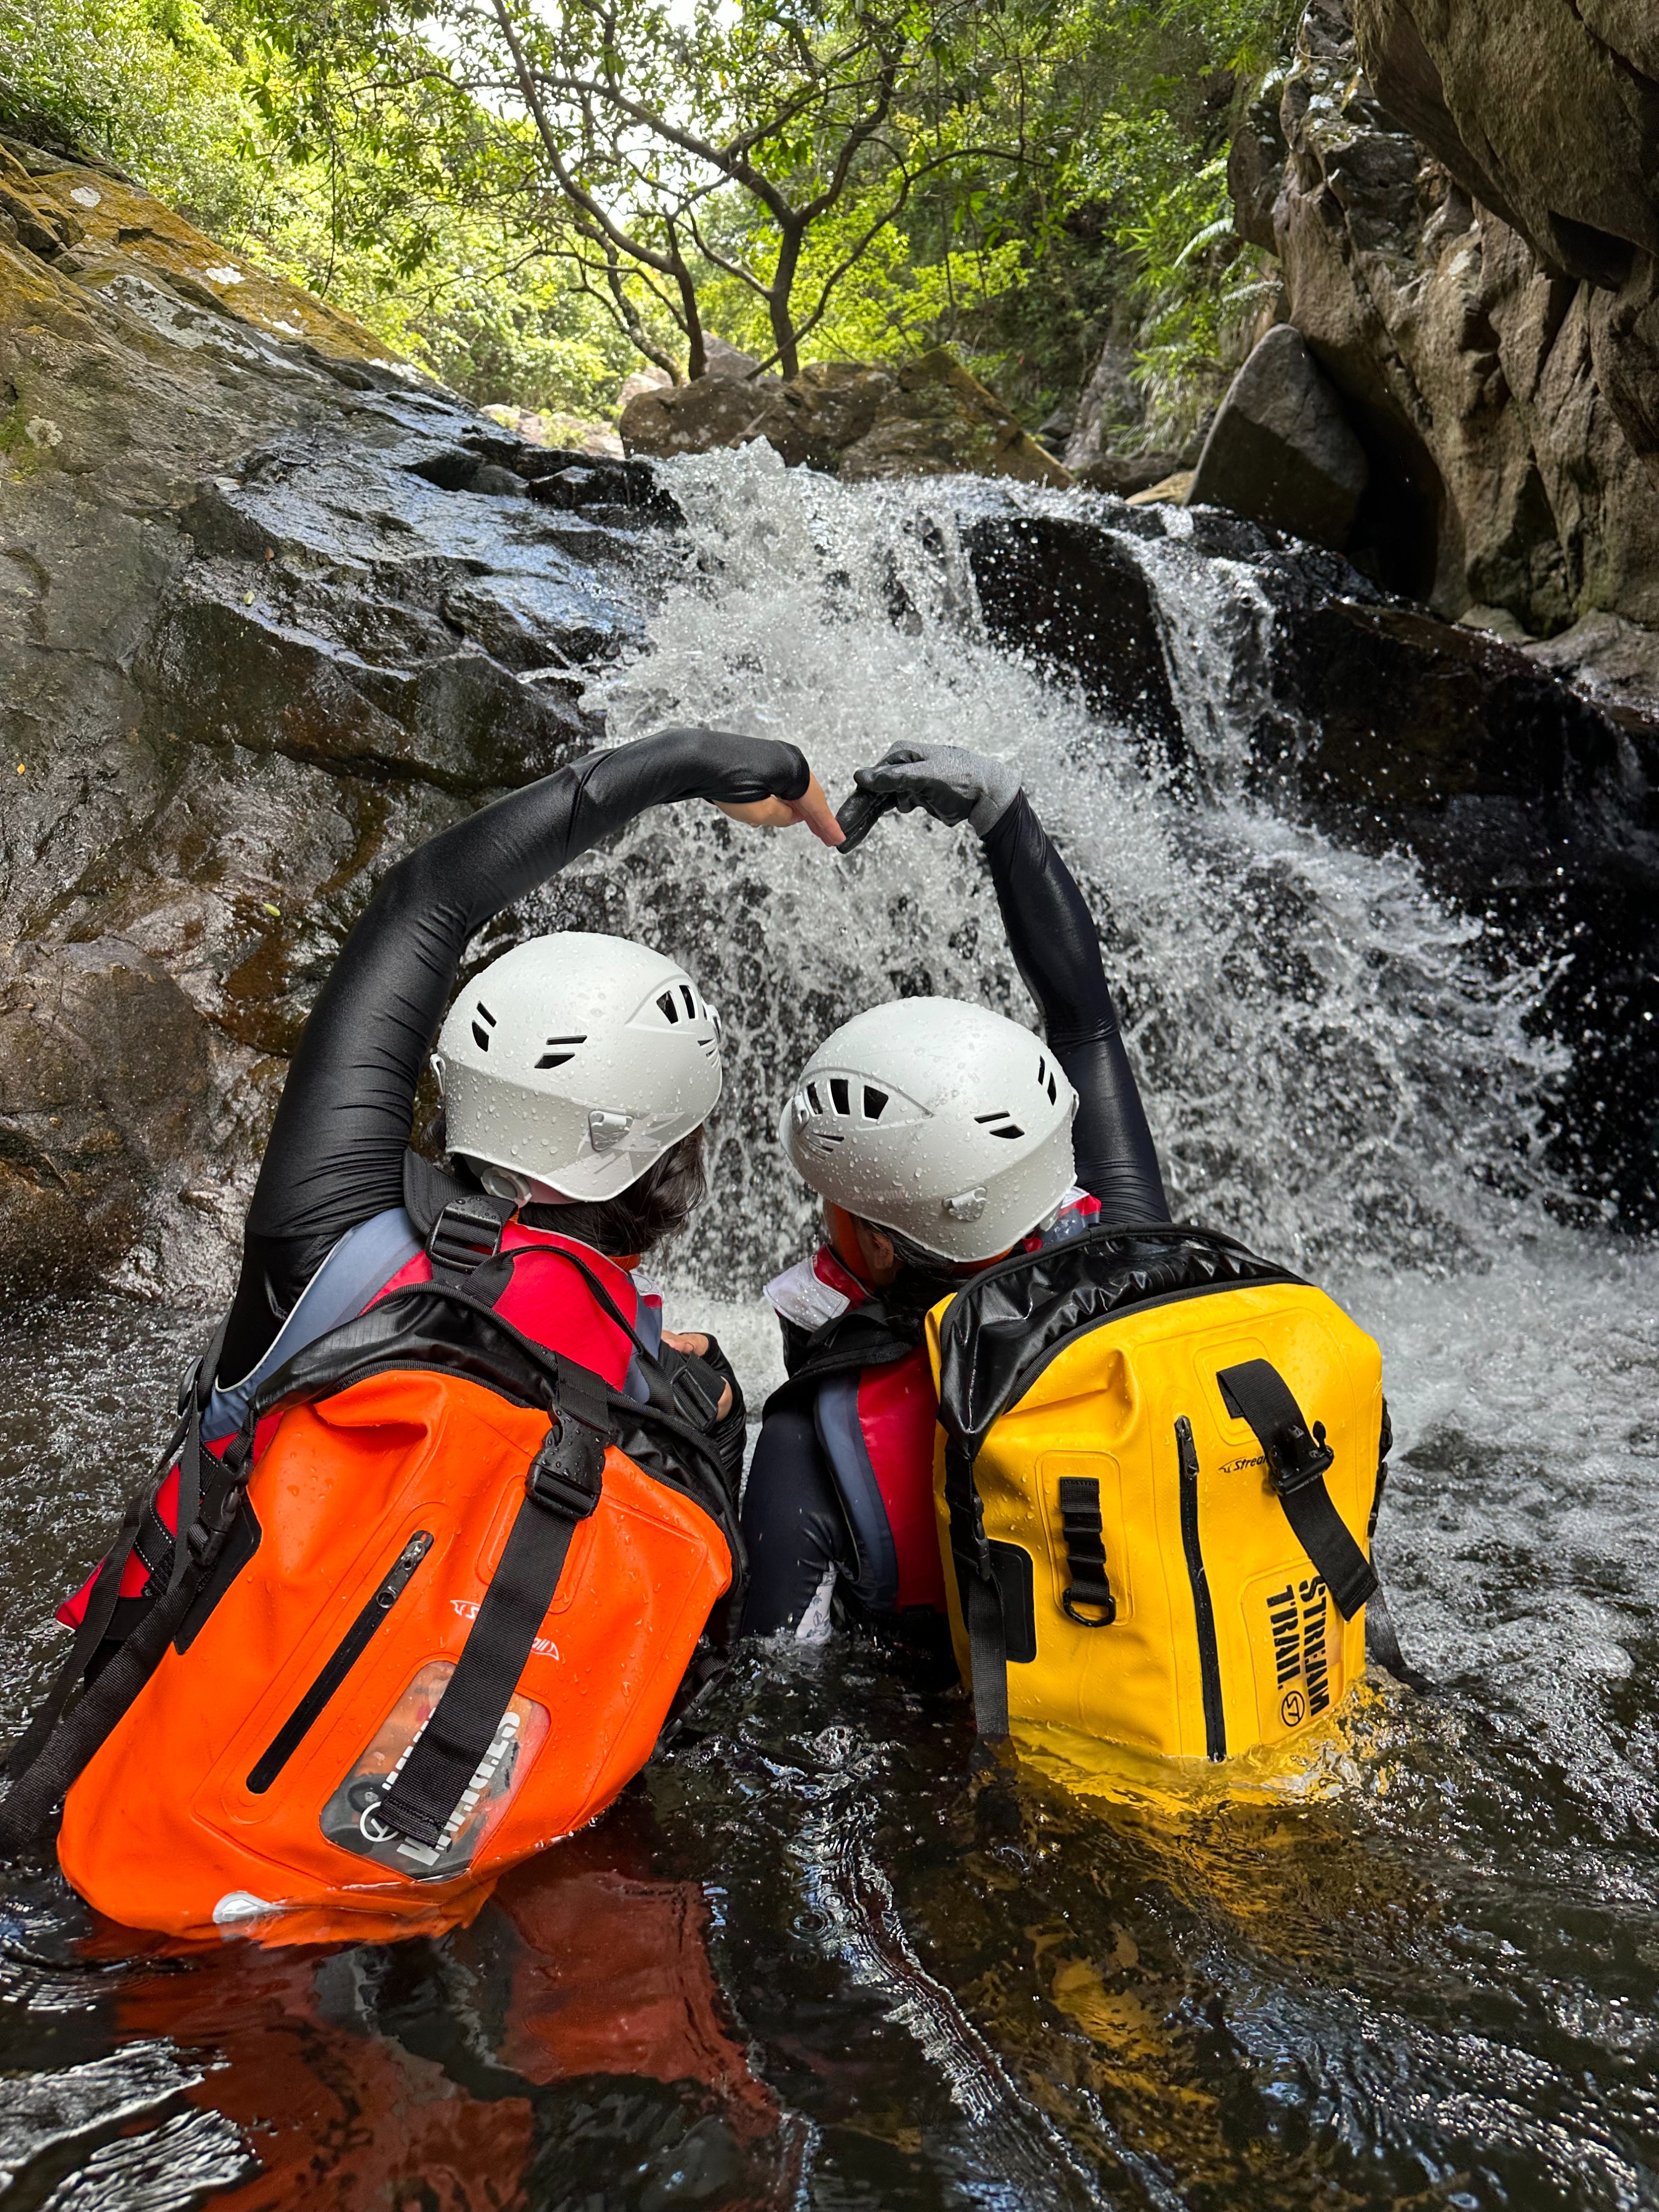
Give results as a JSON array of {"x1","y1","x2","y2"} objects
[{"x1": 552, "y1": 445, "x2": 1558, "y2": 1284}]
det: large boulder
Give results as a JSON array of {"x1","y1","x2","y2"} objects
[
  {"x1": 836, "y1": 351, "x2": 1071, "y2": 487},
  {"x1": 1187, "y1": 324, "x2": 1370, "y2": 546},
  {"x1": 620, "y1": 373, "x2": 822, "y2": 467},
  {"x1": 621, "y1": 347, "x2": 1071, "y2": 487}
]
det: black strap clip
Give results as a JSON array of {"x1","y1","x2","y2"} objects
[
  {"x1": 525, "y1": 1419, "x2": 604, "y2": 1520},
  {"x1": 427, "y1": 1195, "x2": 510, "y2": 1280},
  {"x1": 1267, "y1": 1416, "x2": 1334, "y2": 1495}
]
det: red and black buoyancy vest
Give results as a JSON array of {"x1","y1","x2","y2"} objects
[
  {"x1": 59, "y1": 1169, "x2": 670, "y2": 1639},
  {"x1": 763, "y1": 1194, "x2": 1102, "y2": 1616}
]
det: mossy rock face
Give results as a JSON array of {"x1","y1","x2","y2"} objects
[{"x1": 839, "y1": 349, "x2": 1071, "y2": 487}]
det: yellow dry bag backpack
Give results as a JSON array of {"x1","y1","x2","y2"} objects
[{"x1": 925, "y1": 1225, "x2": 1402, "y2": 1760}]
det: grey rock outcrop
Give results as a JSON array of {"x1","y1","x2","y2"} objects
[
  {"x1": 620, "y1": 348, "x2": 1071, "y2": 487},
  {"x1": 1187, "y1": 324, "x2": 1369, "y2": 547}
]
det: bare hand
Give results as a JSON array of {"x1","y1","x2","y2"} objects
[
  {"x1": 714, "y1": 770, "x2": 844, "y2": 846},
  {"x1": 661, "y1": 1329, "x2": 734, "y2": 1418}
]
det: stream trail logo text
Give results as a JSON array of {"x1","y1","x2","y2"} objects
[
  {"x1": 450, "y1": 1597, "x2": 560, "y2": 1662},
  {"x1": 1265, "y1": 1574, "x2": 1329, "y2": 1728}
]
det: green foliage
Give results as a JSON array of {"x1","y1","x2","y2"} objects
[
  {"x1": 0, "y1": 0, "x2": 1302, "y2": 440},
  {"x1": 0, "y1": 0, "x2": 633, "y2": 412}
]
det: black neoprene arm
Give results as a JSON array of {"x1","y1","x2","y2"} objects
[
  {"x1": 221, "y1": 728, "x2": 811, "y2": 1379},
  {"x1": 980, "y1": 793, "x2": 1171, "y2": 1227}
]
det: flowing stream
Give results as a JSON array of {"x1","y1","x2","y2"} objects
[{"x1": 1, "y1": 448, "x2": 1655, "y2": 2210}]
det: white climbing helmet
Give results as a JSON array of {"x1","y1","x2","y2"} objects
[
  {"x1": 778, "y1": 998, "x2": 1078, "y2": 1264},
  {"x1": 434, "y1": 933, "x2": 722, "y2": 1203}
]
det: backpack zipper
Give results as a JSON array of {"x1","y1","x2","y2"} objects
[
  {"x1": 247, "y1": 1531, "x2": 434, "y2": 1794},
  {"x1": 1176, "y1": 1418, "x2": 1226, "y2": 1761}
]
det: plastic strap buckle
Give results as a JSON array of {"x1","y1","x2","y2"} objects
[
  {"x1": 525, "y1": 1421, "x2": 605, "y2": 1519},
  {"x1": 1270, "y1": 1419, "x2": 1335, "y2": 1495},
  {"x1": 427, "y1": 1197, "x2": 507, "y2": 1279}
]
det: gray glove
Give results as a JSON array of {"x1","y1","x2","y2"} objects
[{"x1": 836, "y1": 744, "x2": 1022, "y2": 852}]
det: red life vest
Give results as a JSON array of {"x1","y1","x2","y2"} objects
[
  {"x1": 767, "y1": 1194, "x2": 1102, "y2": 1616},
  {"x1": 59, "y1": 1220, "x2": 649, "y2": 1630}
]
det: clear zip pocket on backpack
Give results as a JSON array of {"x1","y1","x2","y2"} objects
[{"x1": 320, "y1": 1660, "x2": 550, "y2": 1881}]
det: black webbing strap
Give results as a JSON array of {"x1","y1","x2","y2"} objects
[
  {"x1": 0, "y1": 1331, "x2": 248, "y2": 1855},
  {"x1": 0, "y1": 1310, "x2": 225, "y2": 1799},
  {"x1": 942, "y1": 1440, "x2": 1009, "y2": 1738},
  {"x1": 1056, "y1": 1478, "x2": 1116, "y2": 1626},
  {"x1": 374, "y1": 1358, "x2": 612, "y2": 1849},
  {"x1": 1216, "y1": 1359, "x2": 1378, "y2": 1620}
]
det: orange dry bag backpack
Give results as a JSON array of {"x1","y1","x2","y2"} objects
[{"x1": 0, "y1": 1262, "x2": 743, "y2": 1943}]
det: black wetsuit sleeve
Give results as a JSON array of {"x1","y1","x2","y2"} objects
[
  {"x1": 980, "y1": 793, "x2": 1170, "y2": 1226},
  {"x1": 738, "y1": 1400, "x2": 853, "y2": 1637},
  {"x1": 220, "y1": 728, "x2": 811, "y2": 1381}
]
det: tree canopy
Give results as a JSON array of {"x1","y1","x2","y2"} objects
[{"x1": 2, "y1": 0, "x2": 1300, "y2": 446}]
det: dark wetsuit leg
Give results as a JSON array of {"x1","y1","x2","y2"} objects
[{"x1": 738, "y1": 1405, "x2": 852, "y2": 1637}]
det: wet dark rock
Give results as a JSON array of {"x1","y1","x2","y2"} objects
[
  {"x1": 1072, "y1": 451, "x2": 1186, "y2": 498},
  {"x1": 469, "y1": 462, "x2": 526, "y2": 497},
  {"x1": 1188, "y1": 326, "x2": 1370, "y2": 549},
  {"x1": 961, "y1": 513, "x2": 1186, "y2": 765},
  {"x1": 959, "y1": 498, "x2": 1659, "y2": 1219}
]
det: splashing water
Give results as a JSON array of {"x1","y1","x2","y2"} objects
[
  {"x1": 565, "y1": 444, "x2": 1568, "y2": 1288},
  {"x1": 0, "y1": 448, "x2": 1655, "y2": 2210}
]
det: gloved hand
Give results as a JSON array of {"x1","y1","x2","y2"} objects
[{"x1": 836, "y1": 744, "x2": 1021, "y2": 852}]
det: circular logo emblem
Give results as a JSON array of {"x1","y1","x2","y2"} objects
[{"x1": 1280, "y1": 1688, "x2": 1307, "y2": 1728}]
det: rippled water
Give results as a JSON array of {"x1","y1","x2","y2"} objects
[{"x1": 1, "y1": 453, "x2": 1655, "y2": 2209}]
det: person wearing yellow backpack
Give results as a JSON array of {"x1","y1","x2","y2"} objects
[
  {"x1": 0, "y1": 727, "x2": 843, "y2": 1937},
  {"x1": 742, "y1": 744, "x2": 1405, "y2": 1762}
]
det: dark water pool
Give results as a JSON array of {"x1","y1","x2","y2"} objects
[{"x1": 1, "y1": 1289, "x2": 1656, "y2": 2212}]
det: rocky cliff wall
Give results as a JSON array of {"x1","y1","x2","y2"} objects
[{"x1": 1226, "y1": 0, "x2": 1659, "y2": 701}]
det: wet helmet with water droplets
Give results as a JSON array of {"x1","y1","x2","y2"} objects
[
  {"x1": 434, "y1": 933, "x2": 722, "y2": 1203},
  {"x1": 779, "y1": 998, "x2": 1078, "y2": 1264}
]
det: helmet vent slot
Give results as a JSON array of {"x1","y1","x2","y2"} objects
[
  {"x1": 990, "y1": 1123, "x2": 1025, "y2": 1140},
  {"x1": 830, "y1": 1077, "x2": 851, "y2": 1116},
  {"x1": 680, "y1": 985, "x2": 697, "y2": 1019},
  {"x1": 535, "y1": 1032, "x2": 586, "y2": 1071},
  {"x1": 863, "y1": 1086, "x2": 888, "y2": 1120},
  {"x1": 1047, "y1": 1075, "x2": 1057, "y2": 1103},
  {"x1": 471, "y1": 1002, "x2": 498, "y2": 1052},
  {"x1": 656, "y1": 991, "x2": 680, "y2": 1024},
  {"x1": 806, "y1": 1082, "x2": 823, "y2": 1114},
  {"x1": 974, "y1": 1110, "x2": 1009, "y2": 1124}
]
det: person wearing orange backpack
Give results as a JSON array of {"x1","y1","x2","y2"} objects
[
  {"x1": 50, "y1": 724, "x2": 839, "y2": 1652},
  {"x1": 1, "y1": 727, "x2": 841, "y2": 1930}
]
